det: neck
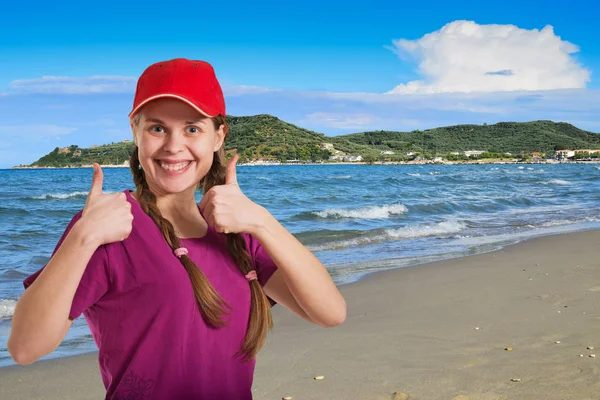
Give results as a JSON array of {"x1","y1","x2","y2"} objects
[{"x1": 154, "y1": 189, "x2": 199, "y2": 220}]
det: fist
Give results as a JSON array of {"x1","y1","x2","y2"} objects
[
  {"x1": 199, "y1": 155, "x2": 265, "y2": 235},
  {"x1": 80, "y1": 164, "x2": 133, "y2": 246}
]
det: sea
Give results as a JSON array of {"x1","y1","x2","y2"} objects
[{"x1": 1, "y1": 163, "x2": 600, "y2": 367}]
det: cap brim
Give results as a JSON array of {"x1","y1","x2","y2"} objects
[{"x1": 128, "y1": 94, "x2": 215, "y2": 119}]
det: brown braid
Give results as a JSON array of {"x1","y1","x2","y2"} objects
[{"x1": 130, "y1": 114, "x2": 273, "y2": 360}]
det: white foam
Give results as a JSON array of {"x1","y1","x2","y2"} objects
[
  {"x1": 30, "y1": 191, "x2": 89, "y2": 199},
  {"x1": 328, "y1": 175, "x2": 352, "y2": 179},
  {"x1": 309, "y1": 220, "x2": 465, "y2": 251},
  {"x1": 407, "y1": 173, "x2": 421, "y2": 177},
  {"x1": 541, "y1": 179, "x2": 571, "y2": 185},
  {"x1": 313, "y1": 204, "x2": 408, "y2": 219},
  {"x1": 0, "y1": 299, "x2": 17, "y2": 319},
  {"x1": 385, "y1": 220, "x2": 466, "y2": 239}
]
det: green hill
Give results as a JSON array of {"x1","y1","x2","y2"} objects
[
  {"x1": 336, "y1": 120, "x2": 600, "y2": 155},
  {"x1": 22, "y1": 116, "x2": 600, "y2": 167}
]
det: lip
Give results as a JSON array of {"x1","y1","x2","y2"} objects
[{"x1": 155, "y1": 159, "x2": 194, "y2": 176}]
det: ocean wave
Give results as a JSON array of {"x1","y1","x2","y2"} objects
[
  {"x1": 25, "y1": 191, "x2": 90, "y2": 200},
  {"x1": 310, "y1": 203, "x2": 409, "y2": 219},
  {"x1": 541, "y1": 179, "x2": 571, "y2": 185},
  {"x1": 307, "y1": 221, "x2": 466, "y2": 251},
  {"x1": 0, "y1": 299, "x2": 17, "y2": 319},
  {"x1": 407, "y1": 173, "x2": 421, "y2": 177},
  {"x1": 327, "y1": 175, "x2": 352, "y2": 179},
  {"x1": 0, "y1": 207, "x2": 30, "y2": 217},
  {"x1": 536, "y1": 217, "x2": 600, "y2": 228}
]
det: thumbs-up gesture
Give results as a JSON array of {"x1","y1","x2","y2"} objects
[
  {"x1": 79, "y1": 164, "x2": 134, "y2": 247},
  {"x1": 199, "y1": 155, "x2": 265, "y2": 235}
]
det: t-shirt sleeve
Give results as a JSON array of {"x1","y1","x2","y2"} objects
[
  {"x1": 246, "y1": 234, "x2": 279, "y2": 306},
  {"x1": 23, "y1": 211, "x2": 111, "y2": 320}
]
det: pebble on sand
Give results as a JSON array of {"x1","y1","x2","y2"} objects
[
  {"x1": 393, "y1": 392, "x2": 410, "y2": 400},
  {"x1": 555, "y1": 341, "x2": 561, "y2": 344},
  {"x1": 511, "y1": 378, "x2": 522, "y2": 382},
  {"x1": 313, "y1": 375, "x2": 325, "y2": 380},
  {"x1": 590, "y1": 354, "x2": 596, "y2": 358},
  {"x1": 505, "y1": 347, "x2": 513, "y2": 351},
  {"x1": 588, "y1": 346, "x2": 595, "y2": 350},
  {"x1": 282, "y1": 397, "x2": 293, "y2": 400}
]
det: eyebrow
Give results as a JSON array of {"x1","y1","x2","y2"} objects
[
  {"x1": 145, "y1": 118, "x2": 165, "y2": 124},
  {"x1": 144, "y1": 118, "x2": 207, "y2": 125}
]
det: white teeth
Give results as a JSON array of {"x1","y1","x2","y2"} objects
[{"x1": 159, "y1": 161, "x2": 191, "y2": 171}]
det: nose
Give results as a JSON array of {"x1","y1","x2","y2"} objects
[{"x1": 162, "y1": 132, "x2": 185, "y2": 154}]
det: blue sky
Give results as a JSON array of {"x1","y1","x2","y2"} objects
[{"x1": 1, "y1": 0, "x2": 599, "y2": 168}]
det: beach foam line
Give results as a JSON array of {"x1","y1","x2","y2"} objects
[
  {"x1": 307, "y1": 220, "x2": 466, "y2": 251},
  {"x1": 0, "y1": 299, "x2": 17, "y2": 319},
  {"x1": 25, "y1": 191, "x2": 114, "y2": 200},
  {"x1": 310, "y1": 203, "x2": 409, "y2": 220}
]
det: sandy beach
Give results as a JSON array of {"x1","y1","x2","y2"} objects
[{"x1": 2, "y1": 230, "x2": 600, "y2": 399}]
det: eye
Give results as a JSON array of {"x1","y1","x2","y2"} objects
[
  {"x1": 149, "y1": 125, "x2": 164, "y2": 133},
  {"x1": 186, "y1": 126, "x2": 201, "y2": 134}
]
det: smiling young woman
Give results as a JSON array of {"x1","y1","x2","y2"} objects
[{"x1": 8, "y1": 58, "x2": 346, "y2": 400}]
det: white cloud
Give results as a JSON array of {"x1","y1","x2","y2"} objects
[
  {"x1": 387, "y1": 20, "x2": 591, "y2": 94},
  {"x1": 0, "y1": 125, "x2": 76, "y2": 141},
  {"x1": 303, "y1": 112, "x2": 379, "y2": 129},
  {"x1": 223, "y1": 85, "x2": 279, "y2": 96},
  {"x1": 9, "y1": 76, "x2": 137, "y2": 94},
  {"x1": 4, "y1": 76, "x2": 277, "y2": 97}
]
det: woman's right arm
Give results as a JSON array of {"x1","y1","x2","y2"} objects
[
  {"x1": 7, "y1": 164, "x2": 133, "y2": 365},
  {"x1": 7, "y1": 222, "x2": 100, "y2": 365}
]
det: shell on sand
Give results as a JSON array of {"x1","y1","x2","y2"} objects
[{"x1": 314, "y1": 375, "x2": 325, "y2": 380}]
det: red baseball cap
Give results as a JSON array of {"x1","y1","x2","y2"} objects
[{"x1": 128, "y1": 58, "x2": 226, "y2": 119}]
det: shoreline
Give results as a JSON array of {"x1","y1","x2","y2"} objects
[
  {"x1": 9, "y1": 160, "x2": 600, "y2": 169},
  {"x1": 3, "y1": 222, "x2": 600, "y2": 368},
  {"x1": 3, "y1": 229, "x2": 600, "y2": 399}
]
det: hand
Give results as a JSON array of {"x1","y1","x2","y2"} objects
[
  {"x1": 199, "y1": 155, "x2": 266, "y2": 235},
  {"x1": 78, "y1": 163, "x2": 134, "y2": 246}
]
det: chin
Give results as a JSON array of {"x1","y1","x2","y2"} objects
[{"x1": 153, "y1": 177, "x2": 200, "y2": 195}]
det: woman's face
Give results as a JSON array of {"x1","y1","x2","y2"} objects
[{"x1": 132, "y1": 98, "x2": 226, "y2": 197}]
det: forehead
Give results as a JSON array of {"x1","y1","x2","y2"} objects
[{"x1": 141, "y1": 98, "x2": 210, "y2": 124}]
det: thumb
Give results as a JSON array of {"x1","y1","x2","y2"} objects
[
  {"x1": 88, "y1": 163, "x2": 104, "y2": 198},
  {"x1": 225, "y1": 154, "x2": 238, "y2": 185}
]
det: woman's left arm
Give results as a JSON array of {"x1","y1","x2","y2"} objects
[
  {"x1": 251, "y1": 206, "x2": 347, "y2": 328},
  {"x1": 199, "y1": 154, "x2": 346, "y2": 328}
]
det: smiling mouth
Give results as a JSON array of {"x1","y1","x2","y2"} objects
[{"x1": 157, "y1": 161, "x2": 193, "y2": 171}]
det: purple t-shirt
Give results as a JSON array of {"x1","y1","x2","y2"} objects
[{"x1": 23, "y1": 190, "x2": 278, "y2": 400}]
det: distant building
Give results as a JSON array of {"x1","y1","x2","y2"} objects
[
  {"x1": 463, "y1": 150, "x2": 486, "y2": 157},
  {"x1": 329, "y1": 155, "x2": 363, "y2": 162},
  {"x1": 122, "y1": 139, "x2": 131, "y2": 143},
  {"x1": 380, "y1": 150, "x2": 395, "y2": 155},
  {"x1": 555, "y1": 150, "x2": 575, "y2": 159},
  {"x1": 557, "y1": 149, "x2": 600, "y2": 160}
]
